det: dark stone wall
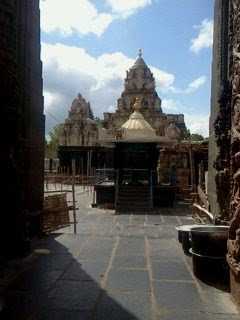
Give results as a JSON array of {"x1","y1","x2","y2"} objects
[
  {"x1": 18, "y1": 1, "x2": 45, "y2": 224},
  {"x1": 208, "y1": 0, "x2": 231, "y2": 221},
  {"x1": 0, "y1": 0, "x2": 44, "y2": 258}
]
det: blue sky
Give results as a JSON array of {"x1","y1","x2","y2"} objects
[{"x1": 40, "y1": 0, "x2": 214, "y2": 136}]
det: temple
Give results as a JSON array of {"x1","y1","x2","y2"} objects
[
  {"x1": 59, "y1": 94, "x2": 98, "y2": 147},
  {"x1": 3, "y1": 1, "x2": 240, "y2": 315},
  {"x1": 58, "y1": 52, "x2": 207, "y2": 207},
  {"x1": 102, "y1": 49, "x2": 186, "y2": 140},
  {"x1": 59, "y1": 51, "x2": 186, "y2": 145}
]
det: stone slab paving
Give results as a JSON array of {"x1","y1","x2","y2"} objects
[{"x1": 2, "y1": 189, "x2": 240, "y2": 319}]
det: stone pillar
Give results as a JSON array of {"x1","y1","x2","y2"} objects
[{"x1": 208, "y1": 0, "x2": 231, "y2": 221}]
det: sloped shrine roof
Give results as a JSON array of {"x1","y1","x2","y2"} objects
[{"x1": 121, "y1": 110, "x2": 156, "y2": 138}]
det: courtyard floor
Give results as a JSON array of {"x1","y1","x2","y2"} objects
[{"x1": 2, "y1": 188, "x2": 240, "y2": 319}]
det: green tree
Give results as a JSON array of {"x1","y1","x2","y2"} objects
[
  {"x1": 182, "y1": 128, "x2": 191, "y2": 140},
  {"x1": 94, "y1": 117, "x2": 103, "y2": 128},
  {"x1": 182, "y1": 128, "x2": 205, "y2": 141},
  {"x1": 190, "y1": 133, "x2": 204, "y2": 141},
  {"x1": 45, "y1": 124, "x2": 63, "y2": 158}
]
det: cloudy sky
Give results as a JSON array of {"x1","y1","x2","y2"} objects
[{"x1": 41, "y1": 0, "x2": 214, "y2": 137}]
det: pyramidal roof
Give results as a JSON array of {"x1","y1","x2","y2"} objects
[
  {"x1": 121, "y1": 98, "x2": 157, "y2": 140},
  {"x1": 131, "y1": 49, "x2": 148, "y2": 69},
  {"x1": 122, "y1": 111, "x2": 155, "y2": 132}
]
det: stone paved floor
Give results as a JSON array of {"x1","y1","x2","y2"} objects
[{"x1": 2, "y1": 188, "x2": 240, "y2": 319}]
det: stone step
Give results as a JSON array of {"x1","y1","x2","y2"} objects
[
  {"x1": 116, "y1": 202, "x2": 151, "y2": 208},
  {"x1": 116, "y1": 203, "x2": 151, "y2": 208},
  {"x1": 117, "y1": 195, "x2": 150, "y2": 200},
  {"x1": 117, "y1": 199, "x2": 150, "y2": 205},
  {"x1": 118, "y1": 190, "x2": 150, "y2": 195}
]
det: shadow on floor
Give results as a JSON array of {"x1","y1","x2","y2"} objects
[
  {"x1": 1, "y1": 233, "x2": 140, "y2": 320},
  {"x1": 116, "y1": 202, "x2": 192, "y2": 216}
]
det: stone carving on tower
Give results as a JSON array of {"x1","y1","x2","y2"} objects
[
  {"x1": 103, "y1": 50, "x2": 186, "y2": 139},
  {"x1": 59, "y1": 94, "x2": 98, "y2": 146},
  {"x1": 227, "y1": 0, "x2": 240, "y2": 287}
]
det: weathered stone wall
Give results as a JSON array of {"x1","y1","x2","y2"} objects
[
  {"x1": 227, "y1": 0, "x2": 240, "y2": 305},
  {"x1": 19, "y1": 1, "x2": 45, "y2": 227},
  {"x1": 208, "y1": 0, "x2": 231, "y2": 221},
  {"x1": 0, "y1": 0, "x2": 44, "y2": 258}
]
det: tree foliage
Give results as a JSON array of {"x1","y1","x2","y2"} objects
[
  {"x1": 182, "y1": 128, "x2": 205, "y2": 141},
  {"x1": 190, "y1": 133, "x2": 204, "y2": 141},
  {"x1": 45, "y1": 124, "x2": 63, "y2": 158}
]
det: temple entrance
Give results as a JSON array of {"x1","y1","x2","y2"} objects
[{"x1": 114, "y1": 142, "x2": 158, "y2": 212}]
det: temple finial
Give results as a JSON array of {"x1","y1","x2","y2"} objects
[
  {"x1": 133, "y1": 97, "x2": 142, "y2": 111},
  {"x1": 138, "y1": 48, "x2": 143, "y2": 58}
]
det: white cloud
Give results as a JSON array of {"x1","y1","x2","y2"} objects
[
  {"x1": 185, "y1": 76, "x2": 207, "y2": 93},
  {"x1": 40, "y1": 0, "x2": 113, "y2": 37},
  {"x1": 41, "y1": 43, "x2": 175, "y2": 133},
  {"x1": 44, "y1": 91, "x2": 62, "y2": 111},
  {"x1": 190, "y1": 19, "x2": 213, "y2": 54},
  {"x1": 167, "y1": 75, "x2": 207, "y2": 95},
  {"x1": 40, "y1": 0, "x2": 153, "y2": 37},
  {"x1": 106, "y1": 0, "x2": 152, "y2": 18},
  {"x1": 162, "y1": 98, "x2": 209, "y2": 137},
  {"x1": 185, "y1": 113, "x2": 209, "y2": 137},
  {"x1": 161, "y1": 99, "x2": 180, "y2": 112}
]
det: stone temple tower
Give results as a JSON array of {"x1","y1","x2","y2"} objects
[
  {"x1": 59, "y1": 94, "x2": 98, "y2": 147},
  {"x1": 103, "y1": 50, "x2": 186, "y2": 138},
  {"x1": 121, "y1": 49, "x2": 162, "y2": 114}
]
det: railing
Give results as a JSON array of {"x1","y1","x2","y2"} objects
[
  {"x1": 150, "y1": 170, "x2": 154, "y2": 208},
  {"x1": 115, "y1": 169, "x2": 119, "y2": 209},
  {"x1": 119, "y1": 169, "x2": 150, "y2": 185},
  {"x1": 95, "y1": 168, "x2": 115, "y2": 184}
]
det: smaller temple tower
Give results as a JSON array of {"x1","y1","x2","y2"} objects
[{"x1": 59, "y1": 94, "x2": 98, "y2": 147}]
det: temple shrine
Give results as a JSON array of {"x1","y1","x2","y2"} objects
[
  {"x1": 102, "y1": 49, "x2": 186, "y2": 139},
  {"x1": 58, "y1": 51, "x2": 208, "y2": 207}
]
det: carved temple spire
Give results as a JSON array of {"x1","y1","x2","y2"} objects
[{"x1": 138, "y1": 48, "x2": 143, "y2": 58}]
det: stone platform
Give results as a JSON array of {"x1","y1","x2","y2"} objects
[{"x1": 1, "y1": 190, "x2": 239, "y2": 319}]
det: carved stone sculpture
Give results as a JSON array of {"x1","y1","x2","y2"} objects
[{"x1": 227, "y1": 0, "x2": 240, "y2": 304}]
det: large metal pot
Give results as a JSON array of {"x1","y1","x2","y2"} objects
[
  {"x1": 190, "y1": 225, "x2": 230, "y2": 285},
  {"x1": 175, "y1": 225, "x2": 201, "y2": 254},
  {"x1": 190, "y1": 226, "x2": 229, "y2": 257}
]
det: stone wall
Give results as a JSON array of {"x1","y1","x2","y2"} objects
[
  {"x1": 227, "y1": 0, "x2": 240, "y2": 305},
  {"x1": 0, "y1": 0, "x2": 44, "y2": 258},
  {"x1": 19, "y1": 1, "x2": 45, "y2": 230},
  {"x1": 208, "y1": 0, "x2": 231, "y2": 221}
]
